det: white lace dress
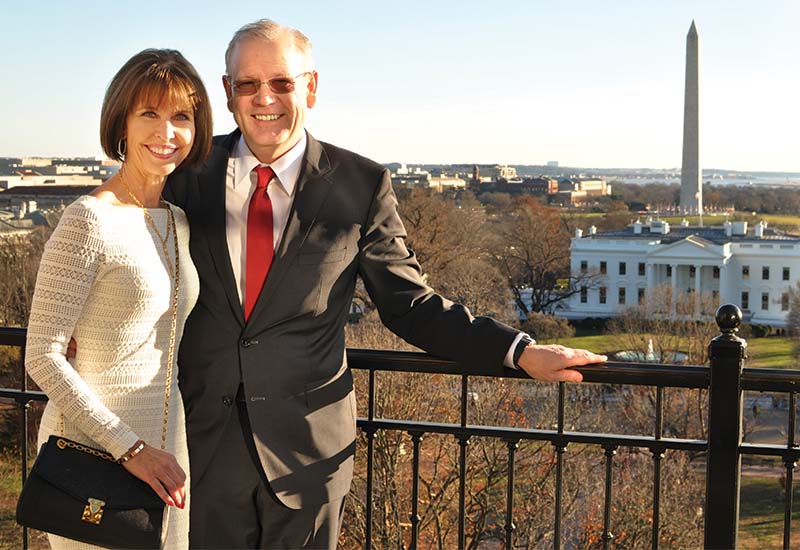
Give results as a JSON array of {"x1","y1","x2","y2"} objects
[{"x1": 25, "y1": 195, "x2": 199, "y2": 550}]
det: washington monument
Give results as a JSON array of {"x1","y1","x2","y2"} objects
[{"x1": 680, "y1": 20, "x2": 702, "y2": 215}]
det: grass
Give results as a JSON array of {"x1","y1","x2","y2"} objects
[
  {"x1": 761, "y1": 214, "x2": 800, "y2": 229},
  {"x1": 739, "y1": 475, "x2": 800, "y2": 549},
  {"x1": 748, "y1": 337, "x2": 797, "y2": 369},
  {"x1": 547, "y1": 333, "x2": 798, "y2": 369},
  {"x1": 0, "y1": 450, "x2": 48, "y2": 550},
  {"x1": 565, "y1": 212, "x2": 800, "y2": 231},
  {"x1": 549, "y1": 334, "x2": 611, "y2": 352}
]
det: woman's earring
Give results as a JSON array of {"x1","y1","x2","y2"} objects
[{"x1": 117, "y1": 138, "x2": 127, "y2": 159}]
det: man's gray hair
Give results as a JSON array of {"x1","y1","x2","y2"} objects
[{"x1": 225, "y1": 19, "x2": 314, "y2": 74}]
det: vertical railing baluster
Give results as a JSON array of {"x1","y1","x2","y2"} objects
[
  {"x1": 652, "y1": 385, "x2": 665, "y2": 549},
  {"x1": 783, "y1": 457, "x2": 795, "y2": 550},
  {"x1": 789, "y1": 391, "x2": 797, "y2": 448},
  {"x1": 409, "y1": 431, "x2": 423, "y2": 550},
  {"x1": 704, "y1": 304, "x2": 746, "y2": 550},
  {"x1": 458, "y1": 375, "x2": 469, "y2": 550},
  {"x1": 504, "y1": 439, "x2": 519, "y2": 550},
  {"x1": 784, "y1": 392, "x2": 797, "y2": 550},
  {"x1": 602, "y1": 445, "x2": 618, "y2": 550},
  {"x1": 651, "y1": 447, "x2": 664, "y2": 550},
  {"x1": 553, "y1": 441, "x2": 566, "y2": 550},
  {"x1": 457, "y1": 433, "x2": 470, "y2": 550},
  {"x1": 554, "y1": 381, "x2": 566, "y2": 550},
  {"x1": 365, "y1": 369, "x2": 376, "y2": 550},
  {"x1": 19, "y1": 337, "x2": 29, "y2": 550},
  {"x1": 654, "y1": 385, "x2": 664, "y2": 440}
]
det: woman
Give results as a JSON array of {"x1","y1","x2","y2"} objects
[{"x1": 25, "y1": 49, "x2": 212, "y2": 549}]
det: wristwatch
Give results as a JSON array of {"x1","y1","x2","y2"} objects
[{"x1": 512, "y1": 335, "x2": 535, "y2": 369}]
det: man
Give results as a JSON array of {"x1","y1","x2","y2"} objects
[{"x1": 164, "y1": 19, "x2": 606, "y2": 549}]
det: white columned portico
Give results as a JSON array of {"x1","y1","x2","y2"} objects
[
  {"x1": 671, "y1": 263, "x2": 678, "y2": 315},
  {"x1": 719, "y1": 263, "x2": 728, "y2": 305},
  {"x1": 694, "y1": 264, "x2": 702, "y2": 315},
  {"x1": 646, "y1": 263, "x2": 656, "y2": 300}
]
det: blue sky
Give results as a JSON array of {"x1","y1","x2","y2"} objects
[{"x1": 1, "y1": 0, "x2": 798, "y2": 171}]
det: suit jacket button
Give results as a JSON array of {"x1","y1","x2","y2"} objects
[
  {"x1": 222, "y1": 396, "x2": 233, "y2": 406},
  {"x1": 240, "y1": 338, "x2": 258, "y2": 348}
]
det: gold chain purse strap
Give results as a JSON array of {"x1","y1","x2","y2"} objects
[{"x1": 58, "y1": 204, "x2": 180, "y2": 459}]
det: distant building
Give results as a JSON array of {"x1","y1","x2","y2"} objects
[
  {"x1": 552, "y1": 178, "x2": 611, "y2": 205},
  {"x1": 20, "y1": 157, "x2": 53, "y2": 168},
  {"x1": 391, "y1": 164, "x2": 431, "y2": 188},
  {"x1": 493, "y1": 165, "x2": 517, "y2": 181},
  {"x1": 547, "y1": 161, "x2": 559, "y2": 168},
  {"x1": 472, "y1": 175, "x2": 558, "y2": 196},
  {"x1": 562, "y1": 218, "x2": 800, "y2": 328},
  {"x1": 0, "y1": 185, "x2": 97, "y2": 209},
  {"x1": 1, "y1": 157, "x2": 118, "y2": 188},
  {"x1": 0, "y1": 173, "x2": 102, "y2": 190},
  {"x1": 429, "y1": 175, "x2": 466, "y2": 192},
  {"x1": 390, "y1": 165, "x2": 465, "y2": 193},
  {"x1": 521, "y1": 177, "x2": 559, "y2": 195}
]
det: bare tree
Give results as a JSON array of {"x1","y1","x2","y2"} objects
[
  {"x1": 398, "y1": 188, "x2": 515, "y2": 323},
  {"x1": 493, "y1": 197, "x2": 599, "y2": 316},
  {"x1": 0, "y1": 227, "x2": 51, "y2": 327}
]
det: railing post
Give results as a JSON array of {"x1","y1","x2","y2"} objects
[{"x1": 704, "y1": 304, "x2": 746, "y2": 549}]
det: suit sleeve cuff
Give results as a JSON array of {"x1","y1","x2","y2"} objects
[{"x1": 504, "y1": 332, "x2": 535, "y2": 369}]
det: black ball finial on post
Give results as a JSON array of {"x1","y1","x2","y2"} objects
[
  {"x1": 715, "y1": 304, "x2": 742, "y2": 336},
  {"x1": 705, "y1": 303, "x2": 746, "y2": 549}
]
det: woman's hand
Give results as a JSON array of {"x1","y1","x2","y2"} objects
[{"x1": 121, "y1": 444, "x2": 186, "y2": 508}]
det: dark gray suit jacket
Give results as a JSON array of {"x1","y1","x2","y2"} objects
[{"x1": 163, "y1": 130, "x2": 519, "y2": 509}]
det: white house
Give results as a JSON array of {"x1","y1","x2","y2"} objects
[{"x1": 562, "y1": 218, "x2": 800, "y2": 327}]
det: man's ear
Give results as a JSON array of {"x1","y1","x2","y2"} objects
[
  {"x1": 306, "y1": 71, "x2": 319, "y2": 109},
  {"x1": 222, "y1": 75, "x2": 234, "y2": 113}
]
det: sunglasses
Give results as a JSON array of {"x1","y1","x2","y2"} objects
[{"x1": 226, "y1": 72, "x2": 313, "y2": 96}]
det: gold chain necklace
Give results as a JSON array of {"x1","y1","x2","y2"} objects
[
  {"x1": 119, "y1": 169, "x2": 175, "y2": 277},
  {"x1": 58, "y1": 176, "x2": 181, "y2": 450}
]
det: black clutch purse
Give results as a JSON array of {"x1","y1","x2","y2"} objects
[{"x1": 16, "y1": 435, "x2": 166, "y2": 549}]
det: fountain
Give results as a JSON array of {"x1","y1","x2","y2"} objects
[{"x1": 611, "y1": 338, "x2": 689, "y2": 364}]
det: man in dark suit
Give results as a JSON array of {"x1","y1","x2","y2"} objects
[{"x1": 164, "y1": 18, "x2": 606, "y2": 549}]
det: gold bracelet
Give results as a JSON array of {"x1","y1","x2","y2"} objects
[{"x1": 118, "y1": 439, "x2": 145, "y2": 463}]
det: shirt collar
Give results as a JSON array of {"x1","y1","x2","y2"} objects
[{"x1": 232, "y1": 132, "x2": 307, "y2": 196}]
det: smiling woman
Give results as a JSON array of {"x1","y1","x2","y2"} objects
[
  {"x1": 100, "y1": 49, "x2": 213, "y2": 183},
  {"x1": 23, "y1": 48, "x2": 212, "y2": 550}
]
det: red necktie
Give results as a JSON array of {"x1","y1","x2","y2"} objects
[{"x1": 245, "y1": 165, "x2": 275, "y2": 321}]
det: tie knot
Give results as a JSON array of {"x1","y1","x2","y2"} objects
[{"x1": 254, "y1": 165, "x2": 275, "y2": 190}]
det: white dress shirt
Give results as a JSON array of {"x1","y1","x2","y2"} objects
[
  {"x1": 225, "y1": 131, "x2": 526, "y2": 367},
  {"x1": 226, "y1": 132, "x2": 307, "y2": 305}
]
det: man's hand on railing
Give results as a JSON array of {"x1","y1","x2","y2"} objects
[{"x1": 518, "y1": 344, "x2": 607, "y2": 383}]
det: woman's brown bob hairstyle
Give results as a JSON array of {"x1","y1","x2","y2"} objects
[{"x1": 100, "y1": 49, "x2": 212, "y2": 169}]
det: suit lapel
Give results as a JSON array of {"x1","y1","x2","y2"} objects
[
  {"x1": 248, "y1": 134, "x2": 334, "y2": 324},
  {"x1": 201, "y1": 131, "x2": 246, "y2": 328}
]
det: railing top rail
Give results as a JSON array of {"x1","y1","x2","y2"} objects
[
  {"x1": 0, "y1": 388, "x2": 46, "y2": 402},
  {"x1": 3, "y1": 328, "x2": 800, "y2": 392},
  {"x1": 346, "y1": 348, "x2": 710, "y2": 388},
  {"x1": 0, "y1": 326, "x2": 26, "y2": 347},
  {"x1": 742, "y1": 367, "x2": 800, "y2": 392}
]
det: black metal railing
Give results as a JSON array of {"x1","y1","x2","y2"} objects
[{"x1": 2, "y1": 305, "x2": 800, "y2": 549}]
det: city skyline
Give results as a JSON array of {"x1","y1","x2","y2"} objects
[{"x1": 2, "y1": 0, "x2": 798, "y2": 172}]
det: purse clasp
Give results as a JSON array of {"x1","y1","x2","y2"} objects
[{"x1": 82, "y1": 498, "x2": 105, "y2": 524}]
